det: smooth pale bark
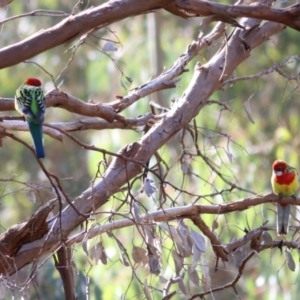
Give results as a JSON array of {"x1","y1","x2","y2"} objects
[
  {"x1": 0, "y1": 0, "x2": 173, "y2": 68},
  {"x1": 176, "y1": 0, "x2": 300, "y2": 31},
  {"x1": 0, "y1": 0, "x2": 298, "y2": 69}
]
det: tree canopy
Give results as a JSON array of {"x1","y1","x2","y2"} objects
[{"x1": 0, "y1": 0, "x2": 300, "y2": 299}]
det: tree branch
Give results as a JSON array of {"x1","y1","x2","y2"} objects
[
  {"x1": 0, "y1": 121, "x2": 63, "y2": 142},
  {"x1": 54, "y1": 247, "x2": 76, "y2": 300},
  {"x1": 0, "y1": 0, "x2": 173, "y2": 69},
  {"x1": 65, "y1": 193, "x2": 297, "y2": 246},
  {"x1": 176, "y1": 0, "x2": 300, "y2": 31},
  {"x1": 2, "y1": 5, "x2": 285, "y2": 275}
]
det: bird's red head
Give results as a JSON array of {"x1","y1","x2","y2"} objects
[
  {"x1": 25, "y1": 78, "x2": 42, "y2": 87},
  {"x1": 272, "y1": 160, "x2": 288, "y2": 172}
]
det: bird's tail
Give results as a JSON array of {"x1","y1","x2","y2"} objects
[
  {"x1": 277, "y1": 203, "x2": 290, "y2": 235},
  {"x1": 28, "y1": 122, "x2": 45, "y2": 158}
]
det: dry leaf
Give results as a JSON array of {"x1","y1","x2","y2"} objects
[
  {"x1": 262, "y1": 231, "x2": 273, "y2": 245},
  {"x1": 181, "y1": 155, "x2": 192, "y2": 174},
  {"x1": 143, "y1": 178, "x2": 157, "y2": 197},
  {"x1": 161, "y1": 223, "x2": 185, "y2": 256},
  {"x1": 100, "y1": 249, "x2": 108, "y2": 265},
  {"x1": 159, "y1": 276, "x2": 167, "y2": 284},
  {"x1": 190, "y1": 230, "x2": 206, "y2": 253},
  {"x1": 117, "y1": 247, "x2": 129, "y2": 266},
  {"x1": 178, "y1": 277, "x2": 187, "y2": 295},
  {"x1": 149, "y1": 256, "x2": 161, "y2": 275},
  {"x1": 158, "y1": 223, "x2": 183, "y2": 245},
  {"x1": 90, "y1": 241, "x2": 104, "y2": 264},
  {"x1": 26, "y1": 190, "x2": 36, "y2": 203},
  {"x1": 225, "y1": 150, "x2": 233, "y2": 163},
  {"x1": 132, "y1": 246, "x2": 148, "y2": 266},
  {"x1": 212, "y1": 220, "x2": 219, "y2": 231},
  {"x1": 286, "y1": 250, "x2": 295, "y2": 272},
  {"x1": 102, "y1": 41, "x2": 117, "y2": 52},
  {"x1": 201, "y1": 273, "x2": 209, "y2": 293},
  {"x1": 172, "y1": 250, "x2": 183, "y2": 275},
  {"x1": 191, "y1": 244, "x2": 202, "y2": 272},
  {"x1": 132, "y1": 202, "x2": 141, "y2": 223},
  {"x1": 144, "y1": 223, "x2": 155, "y2": 245},
  {"x1": 189, "y1": 269, "x2": 199, "y2": 286},
  {"x1": 243, "y1": 93, "x2": 255, "y2": 124},
  {"x1": 177, "y1": 222, "x2": 192, "y2": 257},
  {"x1": 202, "y1": 257, "x2": 211, "y2": 291},
  {"x1": 232, "y1": 246, "x2": 247, "y2": 268},
  {"x1": 82, "y1": 240, "x2": 89, "y2": 257}
]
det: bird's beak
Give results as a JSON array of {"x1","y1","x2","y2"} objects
[{"x1": 274, "y1": 170, "x2": 283, "y2": 176}]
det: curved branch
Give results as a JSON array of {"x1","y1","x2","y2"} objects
[
  {"x1": 0, "y1": 0, "x2": 173, "y2": 69},
  {"x1": 0, "y1": 91, "x2": 123, "y2": 123},
  {"x1": 65, "y1": 193, "x2": 298, "y2": 246},
  {"x1": 176, "y1": 0, "x2": 300, "y2": 31},
  {"x1": 46, "y1": 90, "x2": 123, "y2": 123},
  {"x1": 0, "y1": 10, "x2": 68, "y2": 26},
  {"x1": 112, "y1": 21, "x2": 226, "y2": 113},
  {"x1": 0, "y1": 0, "x2": 298, "y2": 71},
  {"x1": 0, "y1": 120, "x2": 63, "y2": 141}
]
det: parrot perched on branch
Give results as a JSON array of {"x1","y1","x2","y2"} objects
[
  {"x1": 271, "y1": 159, "x2": 299, "y2": 235},
  {"x1": 15, "y1": 78, "x2": 46, "y2": 158}
]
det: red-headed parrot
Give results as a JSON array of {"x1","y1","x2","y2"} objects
[
  {"x1": 15, "y1": 78, "x2": 46, "y2": 158},
  {"x1": 271, "y1": 160, "x2": 299, "y2": 235}
]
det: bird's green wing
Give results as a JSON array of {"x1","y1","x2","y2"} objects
[{"x1": 15, "y1": 84, "x2": 45, "y2": 123}]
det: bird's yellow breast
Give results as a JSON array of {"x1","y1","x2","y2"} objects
[{"x1": 271, "y1": 171, "x2": 299, "y2": 196}]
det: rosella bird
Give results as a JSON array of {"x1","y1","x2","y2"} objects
[
  {"x1": 271, "y1": 160, "x2": 299, "y2": 235},
  {"x1": 15, "y1": 78, "x2": 46, "y2": 158}
]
